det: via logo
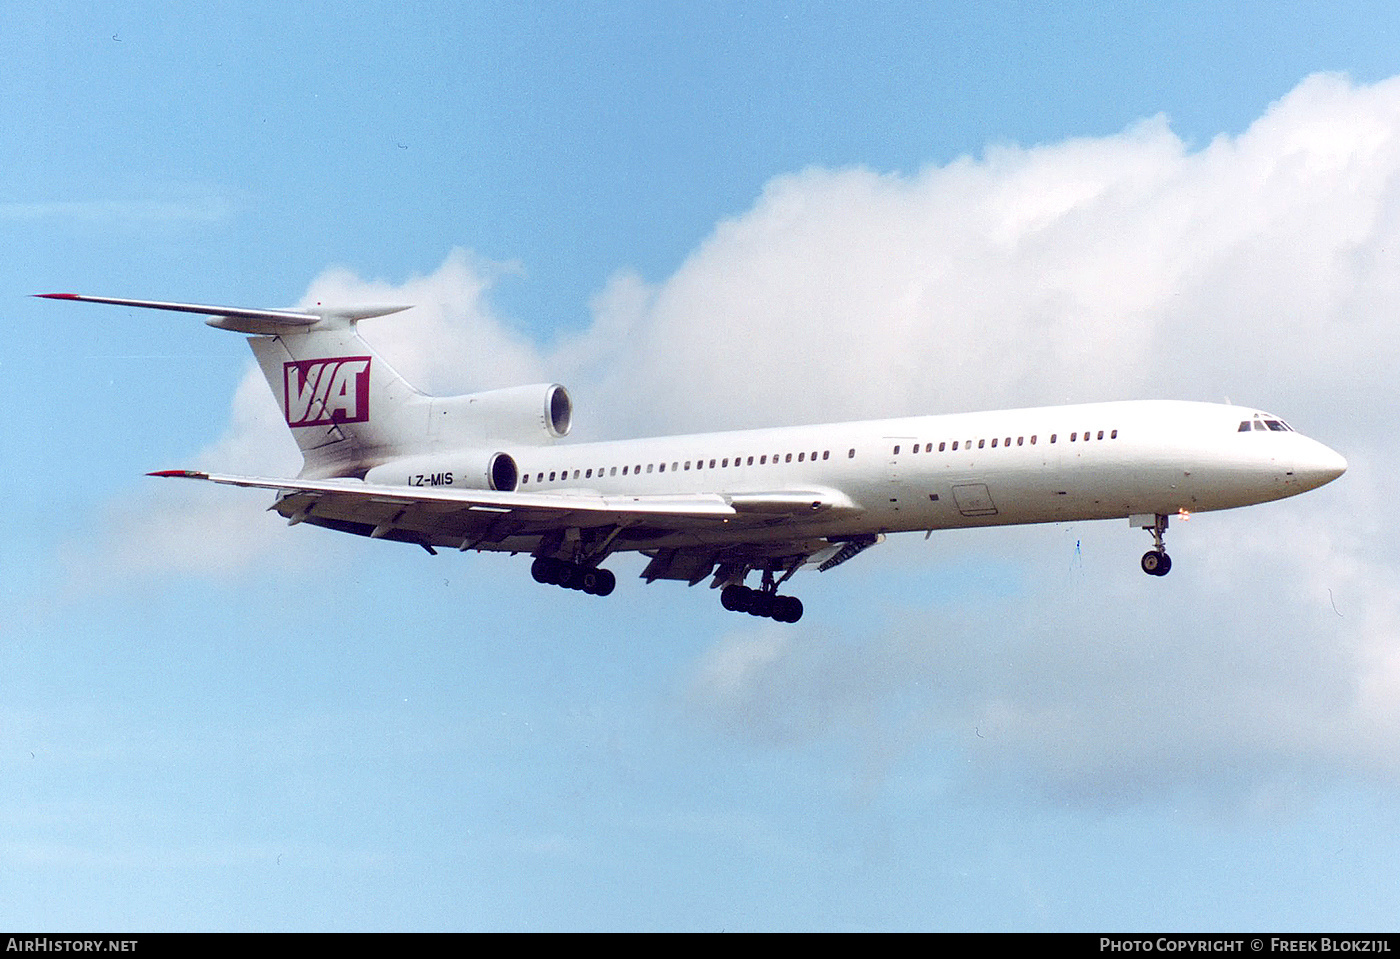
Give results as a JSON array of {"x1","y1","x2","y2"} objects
[{"x1": 283, "y1": 356, "x2": 372, "y2": 427}]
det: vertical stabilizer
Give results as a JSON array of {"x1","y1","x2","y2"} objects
[{"x1": 246, "y1": 318, "x2": 433, "y2": 478}]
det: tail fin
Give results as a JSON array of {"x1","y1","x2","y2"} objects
[{"x1": 36, "y1": 294, "x2": 428, "y2": 478}]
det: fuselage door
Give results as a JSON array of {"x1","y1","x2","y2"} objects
[
  {"x1": 884, "y1": 436, "x2": 918, "y2": 512},
  {"x1": 951, "y1": 483, "x2": 998, "y2": 517}
]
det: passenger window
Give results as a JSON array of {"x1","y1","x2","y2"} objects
[
  {"x1": 786, "y1": 454, "x2": 793, "y2": 463},
  {"x1": 1070, "y1": 433, "x2": 1077, "y2": 442},
  {"x1": 991, "y1": 438, "x2": 998, "y2": 447},
  {"x1": 939, "y1": 442, "x2": 947, "y2": 452},
  {"x1": 848, "y1": 449, "x2": 855, "y2": 458},
  {"x1": 1111, "y1": 429, "x2": 1118, "y2": 439},
  {"x1": 892, "y1": 445, "x2": 900, "y2": 455},
  {"x1": 1097, "y1": 431, "x2": 1104, "y2": 440},
  {"x1": 978, "y1": 439, "x2": 985, "y2": 449},
  {"x1": 799, "y1": 452, "x2": 806, "y2": 462},
  {"x1": 1050, "y1": 434, "x2": 1057, "y2": 443}
]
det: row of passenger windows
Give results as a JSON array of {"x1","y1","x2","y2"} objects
[
  {"x1": 520, "y1": 447, "x2": 858, "y2": 486},
  {"x1": 891, "y1": 428, "x2": 1119, "y2": 455}
]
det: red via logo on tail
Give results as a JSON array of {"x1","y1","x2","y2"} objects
[{"x1": 283, "y1": 357, "x2": 372, "y2": 427}]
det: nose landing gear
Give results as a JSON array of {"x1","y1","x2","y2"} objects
[{"x1": 1139, "y1": 513, "x2": 1172, "y2": 577}]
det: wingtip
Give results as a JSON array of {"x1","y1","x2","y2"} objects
[
  {"x1": 34, "y1": 293, "x2": 80, "y2": 299},
  {"x1": 147, "y1": 469, "x2": 209, "y2": 479}
]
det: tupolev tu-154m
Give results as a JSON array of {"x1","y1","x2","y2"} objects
[{"x1": 40, "y1": 293, "x2": 1347, "y2": 623}]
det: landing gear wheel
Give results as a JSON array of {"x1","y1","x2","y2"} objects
[
  {"x1": 721, "y1": 584, "x2": 751, "y2": 612},
  {"x1": 747, "y1": 591, "x2": 775, "y2": 618},
  {"x1": 1141, "y1": 550, "x2": 1172, "y2": 576},
  {"x1": 773, "y1": 595, "x2": 804, "y2": 623},
  {"x1": 532, "y1": 557, "x2": 560, "y2": 584}
]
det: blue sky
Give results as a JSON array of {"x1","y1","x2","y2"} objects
[{"x1": 5, "y1": 1, "x2": 1400, "y2": 931}]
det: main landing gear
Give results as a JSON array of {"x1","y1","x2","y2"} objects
[
  {"x1": 1140, "y1": 513, "x2": 1172, "y2": 577},
  {"x1": 717, "y1": 564, "x2": 804, "y2": 623},
  {"x1": 720, "y1": 585, "x2": 805, "y2": 623},
  {"x1": 531, "y1": 557, "x2": 616, "y2": 596}
]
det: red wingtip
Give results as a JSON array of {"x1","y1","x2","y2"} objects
[
  {"x1": 147, "y1": 469, "x2": 207, "y2": 479},
  {"x1": 35, "y1": 293, "x2": 80, "y2": 299}
]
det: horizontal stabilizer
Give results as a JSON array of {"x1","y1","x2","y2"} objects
[{"x1": 36, "y1": 293, "x2": 411, "y2": 334}]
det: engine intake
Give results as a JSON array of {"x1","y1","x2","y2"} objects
[{"x1": 430, "y1": 383, "x2": 572, "y2": 446}]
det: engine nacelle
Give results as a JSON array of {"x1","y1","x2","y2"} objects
[
  {"x1": 431, "y1": 383, "x2": 572, "y2": 447},
  {"x1": 364, "y1": 449, "x2": 519, "y2": 492}
]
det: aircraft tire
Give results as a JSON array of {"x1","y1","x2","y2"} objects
[
  {"x1": 1141, "y1": 551, "x2": 1172, "y2": 576},
  {"x1": 774, "y1": 596, "x2": 804, "y2": 623},
  {"x1": 747, "y1": 591, "x2": 775, "y2": 617},
  {"x1": 721, "y1": 584, "x2": 752, "y2": 612},
  {"x1": 532, "y1": 557, "x2": 558, "y2": 584}
]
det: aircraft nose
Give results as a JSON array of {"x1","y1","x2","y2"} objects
[{"x1": 1290, "y1": 440, "x2": 1347, "y2": 490}]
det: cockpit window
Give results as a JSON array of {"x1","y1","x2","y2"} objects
[{"x1": 1239, "y1": 414, "x2": 1294, "y2": 432}]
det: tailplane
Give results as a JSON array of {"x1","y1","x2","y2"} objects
[{"x1": 36, "y1": 294, "x2": 428, "y2": 478}]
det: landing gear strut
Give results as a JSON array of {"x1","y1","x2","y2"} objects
[{"x1": 1140, "y1": 513, "x2": 1172, "y2": 577}]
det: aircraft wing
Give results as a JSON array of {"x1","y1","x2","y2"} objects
[{"x1": 147, "y1": 469, "x2": 862, "y2": 552}]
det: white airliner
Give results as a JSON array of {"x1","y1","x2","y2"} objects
[{"x1": 41, "y1": 293, "x2": 1347, "y2": 623}]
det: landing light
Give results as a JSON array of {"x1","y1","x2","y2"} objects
[{"x1": 1177, "y1": 509, "x2": 1192, "y2": 522}]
